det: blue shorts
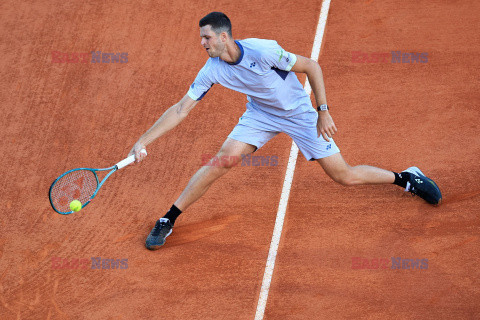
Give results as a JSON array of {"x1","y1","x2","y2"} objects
[{"x1": 228, "y1": 106, "x2": 340, "y2": 161}]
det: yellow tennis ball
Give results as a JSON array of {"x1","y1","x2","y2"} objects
[{"x1": 70, "y1": 200, "x2": 82, "y2": 212}]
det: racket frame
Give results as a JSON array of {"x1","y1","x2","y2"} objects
[
  {"x1": 48, "y1": 150, "x2": 145, "y2": 215},
  {"x1": 49, "y1": 165, "x2": 117, "y2": 214}
]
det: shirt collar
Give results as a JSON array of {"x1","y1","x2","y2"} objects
[{"x1": 226, "y1": 40, "x2": 244, "y2": 65}]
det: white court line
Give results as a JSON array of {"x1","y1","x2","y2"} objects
[{"x1": 253, "y1": 1, "x2": 332, "y2": 319}]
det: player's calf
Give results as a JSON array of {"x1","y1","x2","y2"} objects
[{"x1": 318, "y1": 154, "x2": 394, "y2": 185}]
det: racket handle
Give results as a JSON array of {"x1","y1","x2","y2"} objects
[{"x1": 116, "y1": 149, "x2": 147, "y2": 169}]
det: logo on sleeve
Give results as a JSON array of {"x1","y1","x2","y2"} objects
[{"x1": 275, "y1": 49, "x2": 284, "y2": 62}]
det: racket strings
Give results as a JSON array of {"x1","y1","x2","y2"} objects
[{"x1": 50, "y1": 170, "x2": 98, "y2": 212}]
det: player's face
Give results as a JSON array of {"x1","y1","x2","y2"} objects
[{"x1": 200, "y1": 25, "x2": 225, "y2": 58}]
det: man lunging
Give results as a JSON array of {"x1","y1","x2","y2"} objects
[{"x1": 128, "y1": 12, "x2": 442, "y2": 250}]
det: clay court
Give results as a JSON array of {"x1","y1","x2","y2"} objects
[{"x1": 1, "y1": 0, "x2": 479, "y2": 319}]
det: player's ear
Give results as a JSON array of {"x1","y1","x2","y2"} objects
[{"x1": 220, "y1": 31, "x2": 228, "y2": 42}]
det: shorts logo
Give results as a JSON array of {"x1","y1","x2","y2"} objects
[{"x1": 326, "y1": 144, "x2": 332, "y2": 150}]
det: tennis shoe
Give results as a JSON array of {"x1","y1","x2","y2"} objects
[
  {"x1": 145, "y1": 218, "x2": 173, "y2": 250},
  {"x1": 402, "y1": 167, "x2": 442, "y2": 205}
]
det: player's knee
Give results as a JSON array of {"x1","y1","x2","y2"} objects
[
  {"x1": 212, "y1": 151, "x2": 242, "y2": 169},
  {"x1": 330, "y1": 169, "x2": 357, "y2": 186},
  {"x1": 336, "y1": 176, "x2": 357, "y2": 186}
]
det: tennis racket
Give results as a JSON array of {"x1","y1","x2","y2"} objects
[{"x1": 49, "y1": 149, "x2": 147, "y2": 214}]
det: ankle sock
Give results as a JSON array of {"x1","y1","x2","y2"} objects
[
  {"x1": 162, "y1": 204, "x2": 182, "y2": 226},
  {"x1": 393, "y1": 172, "x2": 410, "y2": 189}
]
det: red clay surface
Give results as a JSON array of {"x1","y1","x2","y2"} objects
[{"x1": 1, "y1": 0, "x2": 479, "y2": 319}]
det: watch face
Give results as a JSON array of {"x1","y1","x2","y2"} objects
[{"x1": 318, "y1": 105, "x2": 328, "y2": 111}]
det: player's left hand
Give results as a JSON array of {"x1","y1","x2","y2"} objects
[{"x1": 316, "y1": 111, "x2": 337, "y2": 142}]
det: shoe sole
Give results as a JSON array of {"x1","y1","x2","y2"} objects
[
  {"x1": 403, "y1": 166, "x2": 442, "y2": 206},
  {"x1": 145, "y1": 229, "x2": 173, "y2": 250}
]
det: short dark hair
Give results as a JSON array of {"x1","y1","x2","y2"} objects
[{"x1": 199, "y1": 12, "x2": 232, "y2": 37}]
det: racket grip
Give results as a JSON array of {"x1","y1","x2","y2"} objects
[{"x1": 116, "y1": 149, "x2": 147, "y2": 169}]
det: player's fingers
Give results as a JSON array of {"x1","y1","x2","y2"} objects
[
  {"x1": 328, "y1": 127, "x2": 335, "y2": 137},
  {"x1": 140, "y1": 149, "x2": 147, "y2": 161},
  {"x1": 135, "y1": 150, "x2": 142, "y2": 163},
  {"x1": 135, "y1": 149, "x2": 147, "y2": 163},
  {"x1": 322, "y1": 131, "x2": 330, "y2": 142},
  {"x1": 325, "y1": 128, "x2": 331, "y2": 137}
]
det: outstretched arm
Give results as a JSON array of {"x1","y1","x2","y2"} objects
[
  {"x1": 129, "y1": 94, "x2": 199, "y2": 162},
  {"x1": 290, "y1": 55, "x2": 337, "y2": 142}
]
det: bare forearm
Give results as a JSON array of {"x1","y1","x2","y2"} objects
[
  {"x1": 306, "y1": 62, "x2": 327, "y2": 107},
  {"x1": 138, "y1": 104, "x2": 186, "y2": 146}
]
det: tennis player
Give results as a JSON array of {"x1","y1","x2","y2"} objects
[{"x1": 128, "y1": 12, "x2": 442, "y2": 250}]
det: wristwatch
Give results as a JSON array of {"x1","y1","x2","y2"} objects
[{"x1": 317, "y1": 104, "x2": 329, "y2": 111}]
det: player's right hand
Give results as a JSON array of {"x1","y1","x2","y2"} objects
[{"x1": 128, "y1": 142, "x2": 148, "y2": 163}]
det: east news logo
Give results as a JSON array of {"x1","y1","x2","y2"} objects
[
  {"x1": 51, "y1": 256, "x2": 128, "y2": 269},
  {"x1": 352, "y1": 257, "x2": 429, "y2": 270},
  {"x1": 351, "y1": 51, "x2": 428, "y2": 63},
  {"x1": 51, "y1": 51, "x2": 128, "y2": 64}
]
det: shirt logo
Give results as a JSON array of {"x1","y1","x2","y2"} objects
[
  {"x1": 191, "y1": 83, "x2": 195, "y2": 89},
  {"x1": 250, "y1": 62, "x2": 256, "y2": 68}
]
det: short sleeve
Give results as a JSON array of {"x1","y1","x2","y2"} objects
[
  {"x1": 187, "y1": 60, "x2": 216, "y2": 101},
  {"x1": 261, "y1": 42, "x2": 297, "y2": 71}
]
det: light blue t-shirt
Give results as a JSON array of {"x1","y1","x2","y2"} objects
[{"x1": 187, "y1": 38, "x2": 314, "y2": 117}]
